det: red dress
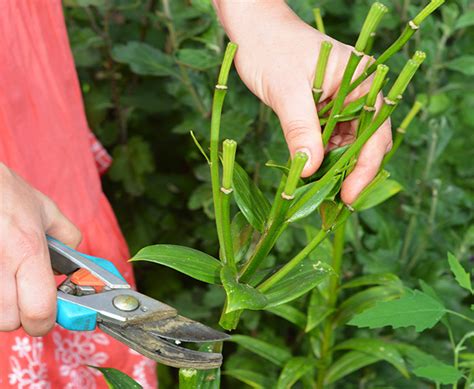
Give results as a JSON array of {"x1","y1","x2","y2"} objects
[{"x1": 0, "y1": 1, "x2": 157, "y2": 388}]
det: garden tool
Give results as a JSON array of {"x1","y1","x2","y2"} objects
[{"x1": 48, "y1": 236, "x2": 228, "y2": 369}]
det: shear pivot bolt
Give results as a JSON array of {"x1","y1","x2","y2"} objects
[{"x1": 113, "y1": 295, "x2": 140, "y2": 312}]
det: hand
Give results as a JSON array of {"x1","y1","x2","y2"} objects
[
  {"x1": 0, "y1": 163, "x2": 81, "y2": 336},
  {"x1": 213, "y1": 1, "x2": 392, "y2": 203}
]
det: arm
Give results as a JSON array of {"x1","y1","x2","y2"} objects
[
  {"x1": 212, "y1": 1, "x2": 392, "y2": 203},
  {"x1": 0, "y1": 163, "x2": 81, "y2": 336}
]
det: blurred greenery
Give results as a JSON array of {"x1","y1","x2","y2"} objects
[{"x1": 64, "y1": 0, "x2": 473, "y2": 387}]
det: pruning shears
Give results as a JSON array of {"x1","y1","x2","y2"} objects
[{"x1": 48, "y1": 236, "x2": 229, "y2": 369}]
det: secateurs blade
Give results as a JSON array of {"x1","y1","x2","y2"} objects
[{"x1": 47, "y1": 237, "x2": 229, "y2": 369}]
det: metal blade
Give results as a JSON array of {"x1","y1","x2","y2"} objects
[
  {"x1": 140, "y1": 315, "x2": 230, "y2": 343},
  {"x1": 99, "y1": 322, "x2": 223, "y2": 370}
]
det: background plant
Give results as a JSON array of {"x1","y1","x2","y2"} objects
[{"x1": 64, "y1": 0, "x2": 474, "y2": 387}]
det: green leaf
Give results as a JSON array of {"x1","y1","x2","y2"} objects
[
  {"x1": 445, "y1": 56, "x2": 474, "y2": 76},
  {"x1": 231, "y1": 212, "x2": 253, "y2": 264},
  {"x1": 233, "y1": 162, "x2": 271, "y2": 232},
  {"x1": 324, "y1": 351, "x2": 380, "y2": 385},
  {"x1": 176, "y1": 48, "x2": 220, "y2": 70},
  {"x1": 455, "y1": 11, "x2": 474, "y2": 30},
  {"x1": 306, "y1": 288, "x2": 333, "y2": 332},
  {"x1": 342, "y1": 273, "x2": 401, "y2": 289},
  {"x1": 112, "y1": 42, "x2": 178, "y2": 77},
  {"x1": 262, "y1": 259, "x2": 333, "y2": 308},
  {"x1": 92, "y1": 367, "x2": 142, "y2": 389},
  {"x1": 447, "y1": 252, "x2": 473, "y2": 293},
  {"x1": 229, "y1": 335, "x2": 291, "y2": 367},
  {"x1": 287, "y1": 177, "x2": 339, "y2": 222},
  {"x1": 221, "y1": 266, "x2": 268, "y2": 313},
  {"x1": 398, "y1": 345, "x2": 463, "y2": 385},
  {"x1": 349, "y1": 290, "x2": 446, "y2": 332},
  {"x1": 336, "y1": 285, "x2": 404, "y2": 324},
  {"x1": 334, "y1": 338, "x2": 409, "y2": 378},
  {"x1": 340, "y1": 95, "x2": 365, "y2": 116},
  {"x1": 266, "y1": 304, "x2": 307, "y2": 329},
  {"x1": 352, "y1": 170, "x2": 403, "y2": 211},
  {"x1": 277, "y1": 357, "x2": 314, "y2": 389},
  {"x1": 131, "y1": 244, "x2": 222, "y2": 284},
  {"x1": 311, "y1": 146, "x2": 350, "y2": 180},
  {"x1": 224, "y1": 369, "x2": 275, "y2": 388},
  {"x1": 319, "y1": 200, "x2": 342, "y2": 230}
]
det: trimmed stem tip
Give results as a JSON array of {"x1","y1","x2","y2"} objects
[{"x1": 355, "y1": 2, "x2": 388, "y2": 53}]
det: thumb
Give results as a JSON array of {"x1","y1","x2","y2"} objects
[
  {"x1": 272, "y1": 84, "x2": 324, "y2": 177},
  {"x1": 40, "y1": 195, "x2": 82, "y2": 248}
]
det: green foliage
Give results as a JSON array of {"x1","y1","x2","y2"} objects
[
  {"x1": 131, "y1": 245, "x2": 222, "y2": 284},
  {"x1": 447, "y1": 251, "x2": 473, "y2": 293},
  {"x1": 349, "y1": 289, "x2": 446, "y2": 331},
  {"x1": 92, "y1": 366, "x2": 143, "y2": 388}
]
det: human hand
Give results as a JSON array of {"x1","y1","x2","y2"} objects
[
  {"x1": 213, "y1": 1, "x2": 392, "y2": 204},
  {"x1": 0, "y1": 163, "x2": 81, "y2": 336}
]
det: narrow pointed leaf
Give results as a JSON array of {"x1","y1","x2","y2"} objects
[
  {"x1": 306, "y1": 288, "x2": 333, "y2": 332},
  {"x1": 287, "y1": 177, "x2": 339, "y2": 222},
  {"x1": 266, "y1": 304, "x2": 307, "y2": 329},
  {"x1": 352, "y1": 170, "x2": 403, "y2": 211},
  {"x1": 277, "y1": 357, "x2": 315, "y2": 389},
  {"x1": 233, "y1": 162, "x2": 271, "y2": 232},
  {"x1": 221, "y1": 265, "x2": 268, "y2": 313},
  {"x1": 231, "y1": 212, "x2": 253, "y2": 264},
  {"x1": 334, "y1": 338, "x2": 409, "y2": 378},
  {"x1": 349, "y1": 290, "x2": 446, "y2": 332},
  {"x1": 92, "y1": 367, "x2": 142, "y2": 388},
  {"x1": 324, "y1": 351, "x2": 380, "y2": 385},
  {"x1": 229, "y1": 335, "x2": 291, "y2": 367},
  {"x1": 311, "y1": 145, "x2": 349, "y2": 180},
  {"x1": 262, "y1": 259, "x2": 333, "y2": 308},
  {"x1": 131, "y1": 245, "x2": 221, "y2": 284},
  {"x1": 447, "y1": 252, "x2": 473, "y2": 293},
  {"x1": 342, "y1": 273, "x2": 402, "y2": 289},
  {"x1": 224, "y1": 369, "x2": 275, "y2": 388}
]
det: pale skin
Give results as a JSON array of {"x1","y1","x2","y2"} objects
[{"x1": 1, "y1": 1, "x2": 391, "y2": 336}]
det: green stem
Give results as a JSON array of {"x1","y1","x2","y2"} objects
[
  {"x1": 313, "y1": 8, "x2": 325, "y2": 33},
  {"x1": 291, "y1": 101, "x2": 397, "y2": 218},
  {"x1": 446, "y1": 310, "x2": 474, "y2": 325},
  {"x1": 319, "y1": 0, "x2": 442, "y2": 116},
  {"x1": 383, "y1": 100, "x2": 423, "y2": 165},
  {"x1": 221, "y1": 140, "x2": 237, "y2": 270},
  {"x1": 258, "y1": 229, "x2": 328, "y2": 292},
  {"x1": 316, "y1": 219, "x2": 348, "y2": 388},
  {"x1": 239, "y1": 153, "x2": 308, "y2": 282},
  {"x1": 358, "y1": 64, "x2": 389, "y2": 136},
  {"x1": 322, "y1": 51, "x2": 364, "y2": 145},
  {"x1": 210, "y1": 43, "x2": 238, "y2": 258},
  {"x1": 313, "y1": 41, "x2": 333, "y2": 103}
]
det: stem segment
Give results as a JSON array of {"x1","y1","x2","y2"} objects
[
  {"x1": 210, "y1": 43, "x2": 237, "y2": 257},
  {"x1": 239, "y1": 153, "x2": 308, "y2": 282},
  {"x1": 221, "y1": 139, "x2": 237, "y2": 271},
  {"x1": 313, "y1": 41, "x2": 333, "y2": 104}
]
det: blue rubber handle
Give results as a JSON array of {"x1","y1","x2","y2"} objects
[{"x1": 50, "y1": 237, "x2": 125, "y2": 331}]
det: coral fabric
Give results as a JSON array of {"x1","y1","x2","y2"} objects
[{"x1": 0, "y1": 1, "x2": 157, "y2": 388}]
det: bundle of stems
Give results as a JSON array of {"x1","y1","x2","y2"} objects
[{"x1": 205, "y1": 0, "x2": 443, "y2": 331}]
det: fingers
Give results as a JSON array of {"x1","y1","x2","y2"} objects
[
  {"x1": 14, "y1": 230, "x2": 57, "y2": 336},
  {"x1": 0, "y1": 265, "x2": 20, "y2": 332},
  {"x1": 341, "y1": 94, "x2": 392, "y2": 204},
  {"x1": 272, "y1": 82, "x2": 324, "y2": 177}
]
